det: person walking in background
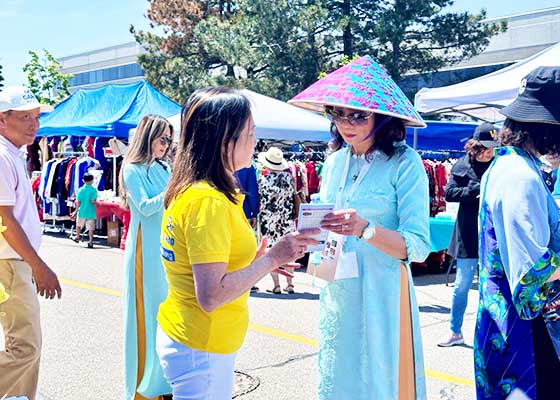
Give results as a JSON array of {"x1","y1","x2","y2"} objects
[
  {"x1": 437, "y1": 123, "x2": 497, "y2": 347},
  {"x1": 157, "y1": 87, "x2": 318, "y2": 399},
  {"x1": 257, "y1": 147, "x2": 298, "y2": 294},
  {"x1": 235, "y1": 162, "x2": 259, "y2": 228},
  {"x1": 0, "y1": 86, "x2": 62, "y2": 400},
  {"x1": 235, "y1": 162, "x2": 260, "y2": 292},
  {"x1": 120, "y1": 115, "x2": 174, "y2": 400},
  {"x1": 72, "y1": 172, "x2": 98, "y2": 248},
  {"x1": 290, "y1": 56, "x2": 431, "y2": 400},
  {"x1": 474, "y1": 67, "x2": 560, "y2": 399}
]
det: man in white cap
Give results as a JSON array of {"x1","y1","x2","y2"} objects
[{"x1": 0, "y1": 86, "x2": 62, "y2": 400}]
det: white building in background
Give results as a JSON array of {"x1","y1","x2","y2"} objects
[
  {"x1": 457, "y1": 6, "x2": 560, "y2": 67},
  {"x1": 59, "y1": 42, "x2": 145, "y2": 92},
  {"x1": 400, "y1": 6, "x2": 560, "y2": 93}
]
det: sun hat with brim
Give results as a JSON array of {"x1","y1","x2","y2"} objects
[
  {"x1": 500, "y1": 66, "x2": 560, "y2": 125},
  {"x1": 288, "y1": 55, "x2": 426, "y2": 128},
  {"x1": 258, "y1": 147, "x2": 289, "y2": 171},
  {"x1": 0, "y1": 86, "x2": 54, "y2": 113}
]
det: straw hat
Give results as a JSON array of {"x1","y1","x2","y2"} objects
[
  {"x1": 258, "y1": 147, "x2": 289, "y2": 171},
  {"x1": 288, "y1": 56, "x2": 426, "y2": 128}
]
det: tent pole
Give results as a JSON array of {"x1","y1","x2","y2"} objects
[{"x1": 113, "y1": 136, "x2": 117, "y2": 194}]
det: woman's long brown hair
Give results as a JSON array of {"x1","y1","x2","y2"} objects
[
  {"x1": 164, "y1": 87, "x2": 251, "y2": 208},
  {"x1": 118, "y1": 114, "x2": 173, "y2": 208}
]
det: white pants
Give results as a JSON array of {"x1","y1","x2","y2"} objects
[{"x1": 156, "y1": 325, "x2": 237, "y2": 400}]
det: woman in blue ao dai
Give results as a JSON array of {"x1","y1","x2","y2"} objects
[
  {"x1": 314, "y1": 107, "x2": 431, "y2": 400},
  {"x1": 289, "y1": 55, "x2": 431, "y2": 400},
  {"x1": 120, "y1": 115, "x2": 174, "y2": 400}
]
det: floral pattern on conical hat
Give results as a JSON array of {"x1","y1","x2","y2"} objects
[{"x1": 289, "y1": 55, "x2": 426, "y2": 128}]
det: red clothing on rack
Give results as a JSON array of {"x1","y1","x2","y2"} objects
[
  {"x1": 306, "y1": 161, "x2": 320, "y2": 198},
  {"x1": 434, "y1": 163, "x2": 448, "y2": 214},
  {"x1": 64, "y1": 158, "x2": 79, "y2": 191}
]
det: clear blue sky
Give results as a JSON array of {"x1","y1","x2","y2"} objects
[{"x1": 1, "y1": 0, "x2": 559, "y2": 87}]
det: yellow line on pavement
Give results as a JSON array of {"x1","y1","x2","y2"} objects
[
  {"x1": 61, "y1": 278, "x2": 474, "y2": 387},
  {"x1": 248, "y1": 323, "x2": 474, "y2": 387},
  {"x1": 60, "y1": 278, "x2": 123, "y2": 297},
  {"x1": 249, "y1": 323, "x2": 319, "y2": 347},
  {"x1": 425, "y1": 369, "x2": 474, "y2": 387}
]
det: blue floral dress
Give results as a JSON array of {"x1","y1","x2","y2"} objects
[
  {"x1": 476, "y1": 146, "x2": 560, "y2": 399},
  {"x1": 317, "y1": 143, "x2": 431, "y2": 399}
]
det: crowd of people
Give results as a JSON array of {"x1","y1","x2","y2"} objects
[{"x1": 0, "y1": 55, "x2": 559, "y2": 400}]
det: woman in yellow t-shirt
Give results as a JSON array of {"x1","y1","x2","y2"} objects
[{"x1": 156, "y1": 87, "x2": 318, "y2": 400}]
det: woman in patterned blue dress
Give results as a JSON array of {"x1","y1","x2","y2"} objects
[{"x1": 475, "y1": 67, "x2": 560, "y2": 399}]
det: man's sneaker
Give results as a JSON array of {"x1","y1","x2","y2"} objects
[{"x1": 437, "y1": 332, "x2": 464, "y2": 347}]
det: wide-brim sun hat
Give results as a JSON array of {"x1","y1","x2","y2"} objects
[
  {"x1": 501, "y1": 66, "x2": 560, "y2": 125},
  {"x1": 0, "y1": 86, "x2": 54, "y2": 113},
  {"x1": 288, "y1": 55, "x2": 426, "y2": 128},
  {"x1": 258, "y1": 147, "x2": 289, "y2": 171}
]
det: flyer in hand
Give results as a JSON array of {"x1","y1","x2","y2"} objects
[{"x1": 297, "y1": 203, "x2": 334, "y2": 252}]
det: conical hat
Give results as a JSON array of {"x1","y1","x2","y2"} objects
[{"x1": 289, "y1": 56, "x2": 426, "y2": 128}]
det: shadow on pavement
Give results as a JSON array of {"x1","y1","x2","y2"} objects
[
  {"x1": 250, "y1": 291, "x2": 319, "y2": 300},
  {"x1": 419, "y1": 305, "x2": 451, "y2": 314},
  {"x1": 413, "y1": 273, "x2": 451, "y2": 286}
]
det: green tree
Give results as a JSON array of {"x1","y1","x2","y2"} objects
[
  {"x1": 22, "y1": 49, "x2": 73, "y2": 106},
  {"x1": 324, "y1": 0, "x2": 506, "y2": 81},
  {"x1": 0, "y1": 63, "x2": 4, "y2": 90},
  {"x1": 132, "y1": 0, "x2": 329, "y2": 102},
  {"x1": 135, "y1": 0, "x2": 504, "y2": 102}
]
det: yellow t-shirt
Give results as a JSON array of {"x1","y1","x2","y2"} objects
[{"x1": 158, "y1": 181, "x2": 257, "y2": 354}]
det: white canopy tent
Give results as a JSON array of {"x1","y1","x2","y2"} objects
[
  {"x1": 168, "y1": 89, "x2": 331, "y2": 142},
  {"x1": 414, "y1": 42, "x2": 560, "y2": 122}
]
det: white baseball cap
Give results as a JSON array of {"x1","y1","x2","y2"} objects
[{"x1": 0, "y1": 86, "x2": 54, "y2": 113}]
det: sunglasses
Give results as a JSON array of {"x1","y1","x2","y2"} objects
[
  {"x1": 159, "y1": 136, "x2": 172, "y2": 146},
  {"x1": 325, "y1": 108, "x2": 373, "y2": 126}
]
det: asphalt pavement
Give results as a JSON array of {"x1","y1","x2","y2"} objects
[{"x1": 2, "y1": 234, "x2": 479, "y2": 399}]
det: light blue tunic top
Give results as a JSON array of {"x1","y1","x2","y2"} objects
[
  {"x1": 317, "y1": 143, "x2": 430, "y2": 400},
  {"x1": 123, "y1": 161, "x2": 172, "y2": 399}
]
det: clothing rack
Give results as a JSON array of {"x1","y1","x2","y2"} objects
[
  {"x1": 284, "y1": 151, "x2": 327, "y2": 162},
  {"x1": 53, "y1": 151, "x2": 88, "y2": 157},
  {"x1": 40, "y1": 152, "x2": 95, "y2": 235},
  {"x1": 417, "y1": 149, "x2": 464, "y2": 161}
]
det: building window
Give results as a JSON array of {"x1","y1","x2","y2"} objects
[{"x1": 69, "y1": 63, "x2": 145, "y2": 86}]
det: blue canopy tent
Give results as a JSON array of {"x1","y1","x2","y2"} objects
[
  {"x1": 405, "y1": 120, "x2": 478, "y2": 151},
  {"x1": 38, "y1": 80, "x2": 181, "y2": 138}
]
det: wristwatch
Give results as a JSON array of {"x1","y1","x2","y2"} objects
[{"x1": 359, "y1": 221, "x2": 376, "y2": 240}]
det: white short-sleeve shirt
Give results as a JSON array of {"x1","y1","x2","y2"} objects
[{"x1": 0, "y1": 134, "x2": 42, "y2": 259}]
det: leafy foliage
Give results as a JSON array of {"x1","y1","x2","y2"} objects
[
  {"x1": 22, "y1": 50, "x2": 73, "y2": 106},
  {"x1": 133, "y1": 0, "x2": 505, "y2": 101}
]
